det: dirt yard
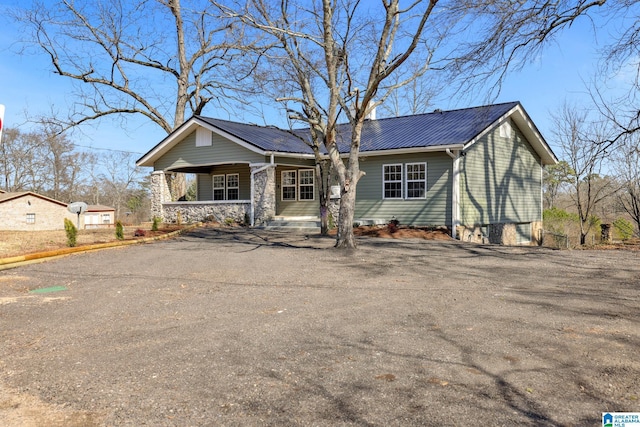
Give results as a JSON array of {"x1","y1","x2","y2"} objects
[
  {"x1": 0, "y1": 227, "x2": 638, "y2": 426},
  {"x1": 0, "y1": 225, "x2": 184, "y2": 259}
]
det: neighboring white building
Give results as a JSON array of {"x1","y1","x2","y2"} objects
[{"x1": 83, "y1": 205, "x2": 116, "y2": 228}]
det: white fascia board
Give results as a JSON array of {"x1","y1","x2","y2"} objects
[
  {"x1": 508, "y1": 105, "x2": 558, "y2": 165},
  {"x1": 348, "y1": 145, "x2": 465, "y2": 158},
  {"x1": 463, "y1": 104, "x2": 558, "y2": 165}
]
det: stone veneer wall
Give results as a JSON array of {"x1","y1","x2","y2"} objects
[
  {"x1": 251, "y1": 165, "x2": 275, "y2": 226},
  {"x1": 150, "y1": 171, "x2": 172, "y2": 221},
  {"x1": 458, "y1": 221, "x2": 542, "y2": 245},
  {"x1": 163, "y1": 201, "x2": 250, "y2": 224}
]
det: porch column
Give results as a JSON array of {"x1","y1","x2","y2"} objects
[
  {"x1": 250, "y1": 164, "x2": 276, "y2": 226},
  {"x1": 150, "y1": 171, "x2": 171, "y2": 222}
]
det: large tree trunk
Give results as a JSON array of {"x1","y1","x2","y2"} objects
[
  {"x1": 317, "y1": 159, "x2": 333, "y2": 235},
  {"x1": 334, "y1": 183, "x2": 357, "y2": 248}
]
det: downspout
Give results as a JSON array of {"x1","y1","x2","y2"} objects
[
  {"x1": 446, "y1": 149, "x2": 460, "y2": 240},
  {"x1": 250, "y1": 154, "x2": 275, "y2": 227}
]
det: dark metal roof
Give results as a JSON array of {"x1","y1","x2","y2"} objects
[
  {"x1": 196, "y1": 102, "x2": 519, "y2": 154},
  {"x1": 196, "y1": 117, "x2": 315, "y2": 154}
]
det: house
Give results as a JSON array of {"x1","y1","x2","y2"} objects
[
  {"x1": 83, "y1": 205, "x2": 116, "y2": 228},
  {"x1": 136, "y1": 102, "x2": 558, "y2": 245},
  {"x1": 0, "y1": 191, "x2": 77, "y2": 231}
]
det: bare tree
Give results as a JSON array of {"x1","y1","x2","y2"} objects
[
  {"x1": 543, "y1": 160, "x2": 574, "y2": 209},
  {"x1": 613, "y1": 135, "x2": 640, "y2": 236},
  {"x1": 95, "y1": 151, "x2": 146, "y2": 219},
  {"x1": 587, "y1": 1, "x2": 640, "y2": 146},
  {"x1": 0, "y1": 126, "x2": 92, "y2": 201},
  {"x1": 219, "y1": 0, "x2": 609, "y2": 249},
  {"x1": 0, "y1": 128, "x2": 44, "y2": 192},
  {"x1": 379, "y1": 68, "x2": 437, "y2": 117},
  {"x1": 13, "y1": 0, "x2": 258, "y2": 199},
  {"x1": 551, "y1": 103, "x2": 617, "y2": 245}
]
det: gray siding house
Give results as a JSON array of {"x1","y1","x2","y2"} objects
[{"x1": 136, "y1": 102, "x2": 557, "y2": 244}]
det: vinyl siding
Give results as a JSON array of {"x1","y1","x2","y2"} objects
[
  {"x1": 355, "y1": 152, "x2": 452, "y2": 226},
  {"x1": 460, "y1": 120, "x2": 542, "y2": 225},
  {"x1": 196, "y1": 165, "x2": 251, "y2": 200},
  {"x1": 275, "y1": 165, "x2": 319, "y2": 216},
  {"x1": 154, "y1": 130, "x2": 266, "y2": 171},
  {"x1": 196, "y1": 173, "x2": 213, "y2": 200}
]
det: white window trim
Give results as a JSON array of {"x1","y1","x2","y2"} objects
[
  {"x1": 382, "y1": 163, "x2": 403, "y2": 200},
  {"x1": 405, "y1": 162, "x2": 427, "y2": 200},
  {"x1": 26, "y1": 213, "x2": 36, "y2": 224},
  {"x1": 212, "y1": 174, "x2": 225, "y2": 201},
  {"x1": 281, "y1": 170, "x2": 297, "y2": 201},
  {"x1": 298, "y1": 169, "x2": 316, "y2": 201},
  {"x1": 226, "y1": 173, "x2": 239, "y2": 200}
]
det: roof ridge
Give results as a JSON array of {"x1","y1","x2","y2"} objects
[
  {"x1": 196, "y1": 115, "x2": 288, "y2": 131},
  {"x1": 362, "y1": 101, "x2": 521, "y2": 122},
  {"x1": 195, "y1": 102, "x2": 520, "y2": 129}
]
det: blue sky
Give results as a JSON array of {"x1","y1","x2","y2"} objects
[{"x1": 0, "y1": 1, "x2": 625, "y2": 158}]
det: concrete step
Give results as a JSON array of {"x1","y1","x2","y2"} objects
[{"x1": 260, "y1": 217, "x2": 321, "y2": 233}]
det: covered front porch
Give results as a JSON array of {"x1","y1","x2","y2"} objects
[{"x1": 150, "y1": 162, "x2": 323, "y2": 226}]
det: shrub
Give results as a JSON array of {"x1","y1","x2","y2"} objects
[
  {"x1": 64, "y1": 218, "x2": 77, "y2": 247},
  {"x1": 134, "y1": 229, "x2": 146, "y2": 237},
  {"x1": 388, "y1": 216, "x2": 400, "y2": 233},
  {"x1": 151, "y1": 216, "x2": 160, "y2": 231},
  {"x1": 613, "y1": 218, "x2": 634, "y2": 241},
  {"x1": 115, "y1": 221, "x2": 124, "y2": 240},
  {"x1": 224, "y1": 217, "x2": 235, "y2": 226}
]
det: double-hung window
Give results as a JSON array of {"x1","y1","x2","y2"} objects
[
  {"x1": 213, "y1": 175, "x2": 226, "y2": 200},
  {"x1": 383, "y1": 164, "x2": 403, "y2": 199},
  {"x1": 226, "y1": 174, "x2": 239, "y2": 200},
  {"x1": 298, "y1": 169, "x2": 315, "y2": 201},
  {"x1": 406, "y1": 163, "x2": 426, "y2": 199},
  {"x1": 281, "y1": 171, "x2": 297, "y2": 201},
  {"x1": 383, "y1": 162, "x2": 427, "y2": 199},
  {"x1": 213, "y1": 174, "x2": 240, "y2": 201},
  {"x1": 26, "y1": 213, "x2": 36, "y2": 224},
  {"x1": 281, "y1": 169, "x2": 315, "y2": 201}
]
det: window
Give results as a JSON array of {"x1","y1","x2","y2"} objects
[
  {"x1": 213, "y1": 174, "x2": 240, "y2": 201},
  {"x1": 281, "y1": 170, "x2": 316, "y2": 201},
  {"x1": 281, "y1": 171, "x2": 297, "y2": 201},
  {"x1": 102, "y1": 213, "x2": 111, "y2": 224},
  {"x1": 299, "y1": 169, "x2": 315, "y2": 201},
  {"x1": 383, "y1": 164, "x2": 403, "y2": 199},
  {"x1": 26, "y1": 213, "x2": 35, "y2": 224},
  {"x1": 226, "y1": 174, "x2": 239, "y2": 200},
  {"x1": 406, "y1": 163, "x2": 426, "y2": 199},
  {"x1": 213, "y1": 175, "x2": 225, "y2": 200}
]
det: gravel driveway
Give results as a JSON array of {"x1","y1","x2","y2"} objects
[{"x1": 1, "y1": 227, "x2": 638, "y2": 426}]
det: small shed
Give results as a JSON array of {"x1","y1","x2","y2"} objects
[{"x1": 83, "y1": 205, "x2": 116, "y2": 228}]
